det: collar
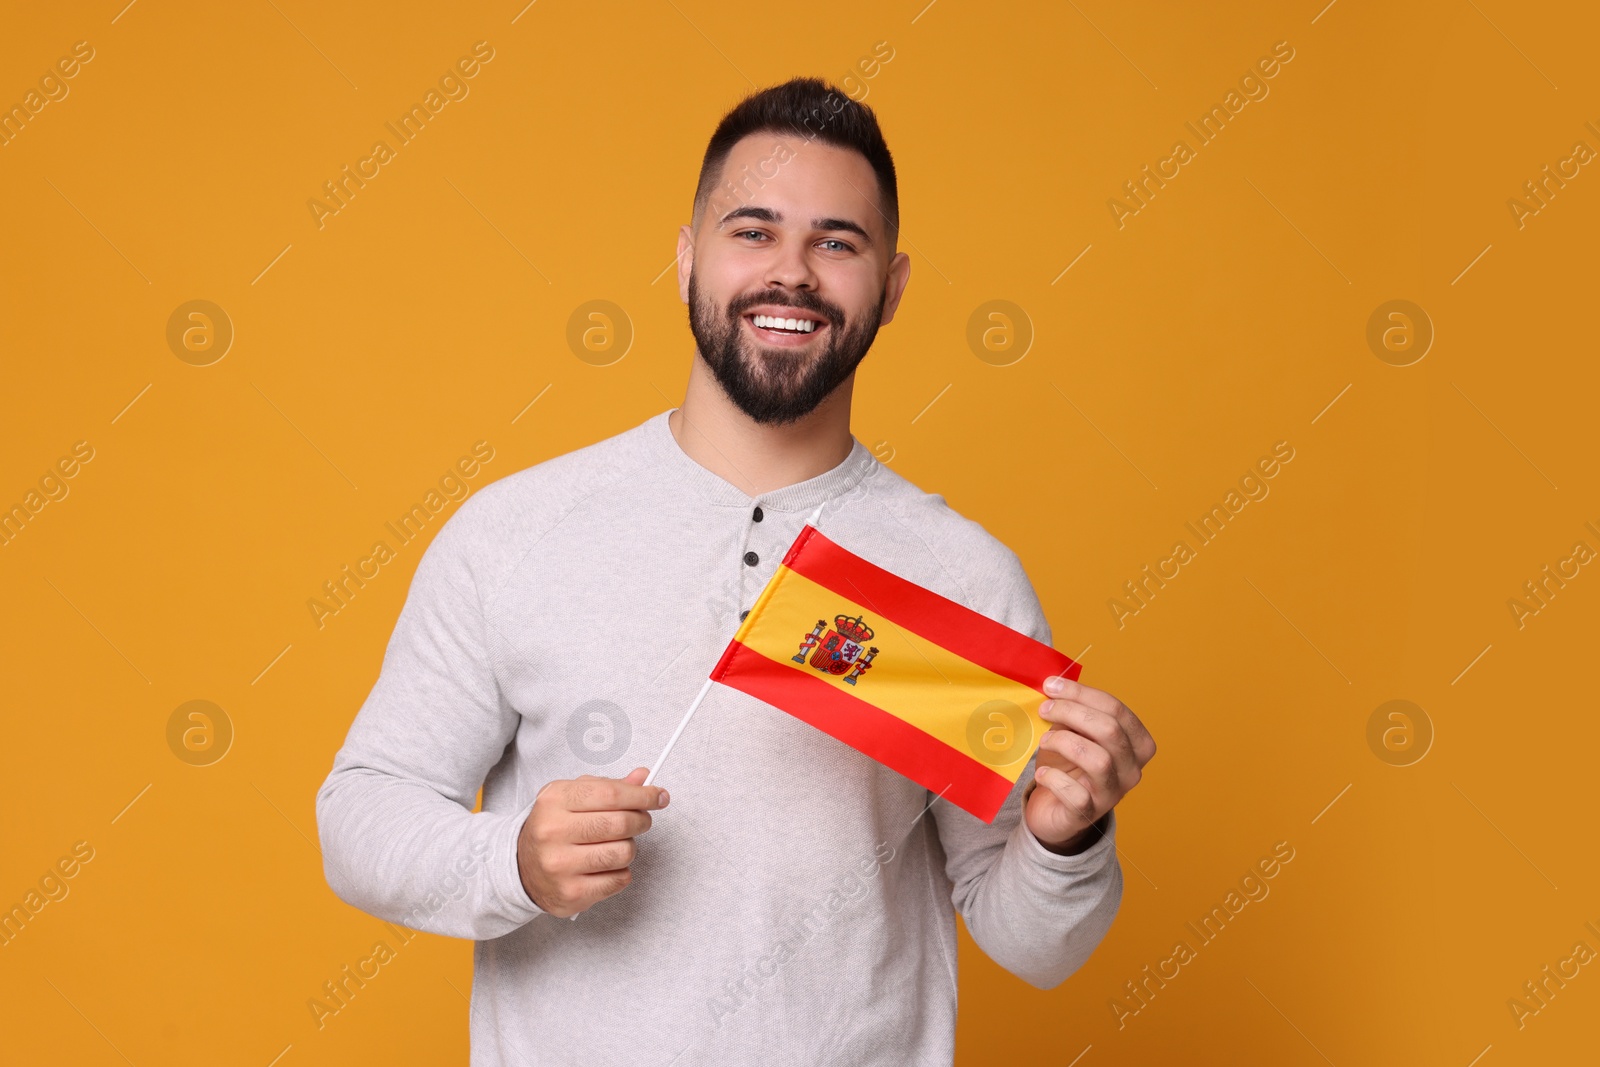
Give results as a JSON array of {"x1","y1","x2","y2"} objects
[{"x1": 641, "y1": 408, "x2": 877, "y2": 513}]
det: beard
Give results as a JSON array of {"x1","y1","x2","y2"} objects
[{"x1": 687, "y1": 271, "x2": 887, "y2": 426}]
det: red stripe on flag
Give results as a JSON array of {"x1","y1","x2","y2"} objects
[
  {"x1": 779, "y1": 525, "x2": 1081, "y2": 693},
  {"x1": 711, "y1": 639, "x2": 1018, "y2": 823}
]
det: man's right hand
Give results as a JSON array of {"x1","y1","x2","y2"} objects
[{"x1": 515, "y1": 766, "x2": 669, "y2": 918}]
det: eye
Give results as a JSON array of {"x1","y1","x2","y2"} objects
[
  {"x1": 819, "y1": 238, "x2": 855, "y2": 252},
  {"x1": 734, "y1": 229, "x2": 770, "y2": 242}
]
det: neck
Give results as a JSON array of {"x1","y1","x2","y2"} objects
[{"x1": 669, "y1": 354, "x2": 856, "y2": 497}]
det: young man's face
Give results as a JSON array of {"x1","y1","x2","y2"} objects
[{"x1": 678, "y1": 131, "x2": 911, "y2": 426}]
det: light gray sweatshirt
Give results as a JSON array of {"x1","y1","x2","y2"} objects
[{"x1": 314, "y1": 409, "x2": 1121, "y2": 1065}]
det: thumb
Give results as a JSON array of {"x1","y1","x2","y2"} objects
[{"x1": 622, "y1": 766, "x2": 649, "y2": 784}]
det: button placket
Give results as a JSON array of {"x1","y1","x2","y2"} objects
[{"x1": 737, "y1": 503, "x2": 767, "y2": 623}]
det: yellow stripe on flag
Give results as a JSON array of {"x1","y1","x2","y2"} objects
[{"x1": 732, "y1": 564, "x2": 1048, "y2": 777}]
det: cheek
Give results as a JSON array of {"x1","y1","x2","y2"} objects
[
  {"x1": 699, "y1": 260, "x2": 761, "y2": 314},
  {"x1": 837, "y1": 281, "x2": 886, "y2": 325}
]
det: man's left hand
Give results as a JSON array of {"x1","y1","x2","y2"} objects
[{"x1": 1024, "y1": 677, "x2": 1156, "y2": 855}]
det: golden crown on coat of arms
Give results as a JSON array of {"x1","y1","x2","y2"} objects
[{"x1": 833, "y1": 613, "x2": 875, "y2": 642}]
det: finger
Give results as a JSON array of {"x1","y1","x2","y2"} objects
[
  {"x1": 1043, "y1": 694, "x2": 1158, "y2": 777},
  {"x1": 1043, "y1": 676, "x2": 1121, "y2": 715},
  {"x1": 563, "y1": 775, "x2": 669, "y2": 813},
  {"x1": 1039, "y1": 698, "x2": 1124, "y2": 744},
  {"x1": 1034, "y1": 764, "x2": 1100, "y2": 826},
  {"x1": 1033, "y1": 748, "x2": 1088, "y2": 788},
  {"x1": 575, "y1": 766, "x2": 646, "y2": 784},
  {"x1": 1043, "y1": 681, "x2": 1156, "y2": 766},
  {"x1": 572, "y1": 866, "x2": 634, "y2": 906},
  {"x1": 567, "y1": 838, "x2": 638, "y2": 875},
  {"x1": 1036, "y1": 723, "x2": 1100, "y2": 780},
  {"x1": 1037, "y1": 730, "x2": 1116, "y2": 792},
  {"x1": 1121, "y1": 708, "x2": 1158, "y2": 765},
  {"x1": 1036, "y1": 730, "x2": 1110, "y2": 785},
  {"x1": 1040, "y1": 699, "x2": 1137, "y2": 768},
  {"x1": 566, "y1": 808, "x2": 653, "y2": 845}
]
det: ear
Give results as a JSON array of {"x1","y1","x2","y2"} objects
[
  {"x1": 877, "y1": 251, "x2": 912, "y2": 327},
  {"x1": 676, "y1": 224, "x2": 695, "y2": 304}
]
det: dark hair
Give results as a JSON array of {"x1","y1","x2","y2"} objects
[{"x1": 692, "y1": 77, "x2": 899, "y2": 247}]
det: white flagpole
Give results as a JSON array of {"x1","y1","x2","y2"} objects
[
  {"x1": 643, "y1": 500, "x2": 826, "y2": 788},
  {"x1": 644, "y1": 677, "x2": 713, "y2": 787}
]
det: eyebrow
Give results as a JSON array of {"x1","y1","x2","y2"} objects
[{"x1": 718, "y1": 205, "x2": 873, "y2": 246}]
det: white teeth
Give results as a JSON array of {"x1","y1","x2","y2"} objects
[{"x1": 752, "y1": 314, "x2": 816, "y2": 333}]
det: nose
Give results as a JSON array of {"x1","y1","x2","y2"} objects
[{"x1": 763, "y1": 234, "x2": 819, "y2": 293}]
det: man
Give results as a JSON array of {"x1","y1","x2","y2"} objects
[{"x1": 316, "y1": 76, "x2": 1155, "y2": 1065}]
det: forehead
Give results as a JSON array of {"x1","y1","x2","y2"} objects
[{"x1": 707, "y1": 132, "x2": 884, "y2": 232}]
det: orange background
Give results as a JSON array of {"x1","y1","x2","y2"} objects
[{"x1": 3, "y1": 1, "x2": 1596, "y2": 1063}]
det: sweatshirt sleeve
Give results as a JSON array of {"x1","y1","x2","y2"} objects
[
  {"x1": 931, "y1": 544, "x2": 1123, "y2": 990},
  {"x1": 314, "y1": 497, "x2": 547, "y2": 939}
]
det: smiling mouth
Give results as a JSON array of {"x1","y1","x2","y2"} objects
[{"x1": 744, "y1": 312, "x2": 826, "y2": 338}]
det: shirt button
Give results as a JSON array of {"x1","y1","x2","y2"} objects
[
  {"x1": 752, "y1": 506, "x2": 764, "y2": 522},
  {"x1": 743, "y1": 551, "x2": 760, "y2": 566},
  {"x1": 739, "y1": 609, "x2": 750, "y2": 621}
]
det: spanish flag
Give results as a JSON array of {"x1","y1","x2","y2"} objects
[{"x1": 708, "y1": 519, "x2": 1081, "y2": 823}]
